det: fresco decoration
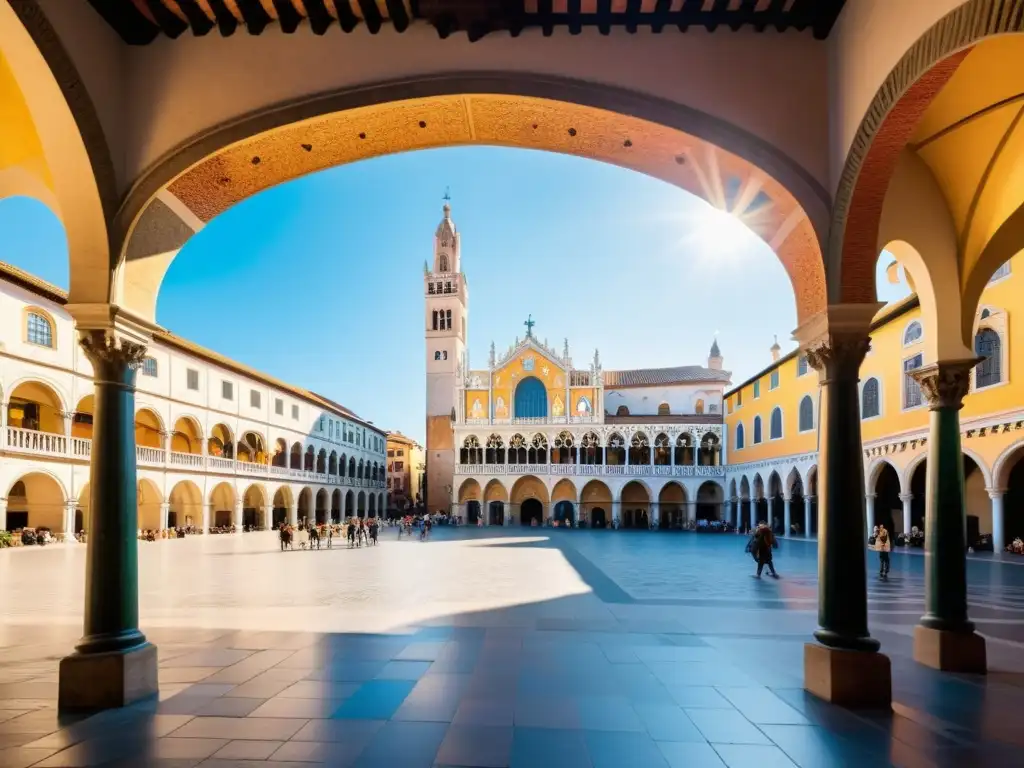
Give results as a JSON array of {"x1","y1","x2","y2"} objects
[{"x1": 552, "y1": 395, "x2": 565, "y2": 417}]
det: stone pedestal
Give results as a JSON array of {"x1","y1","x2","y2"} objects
[
  {"x1": 59, "y1": 643, "x2": 158, "y2": 711},
  {"x1": 804, "y1": 643, "x2": 891, "y2": 708},
  {"x1": 913, "y1": 626, "x2": 987, "y2": 674}
]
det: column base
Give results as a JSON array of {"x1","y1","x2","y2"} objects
[
  {"x1": 804, "y1": 643, "x2": 891, "y2": 709},
  {"x1": 58, "y1": 642, "x2": 158, "y2": 711},
  {"x1": 913, "y1": 625, "x2": 987, "y2": 674}
]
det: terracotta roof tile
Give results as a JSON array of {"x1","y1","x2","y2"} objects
[{"x1": 604, "y1": 366, "x2": 732, "y2": 387}]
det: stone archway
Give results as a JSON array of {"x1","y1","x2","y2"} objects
[
  {"x1": 580, "y1": 479, "x2": 612, "y2": 529},
  {"x1": 242, "y1": 484, "x2": 267, "y2": 531},
  {"x1": 658, "y1": 482, "x2": 686, "y2": 530},
  {"x1": 510, "y1": 476, "x2": 549, "y2": 527},
  {"x1": 169, "y1": 480, "x2": 202, "y2": 530},
  {"x1": 208, "y1": 482, "x2": 236, "y2": 529},
  {"x1": 137, "y1": 479, "x2": 163, "y2": 531},
  {"x1": 620, "y1": 481, "x2": 651, "y2": 530},
  {"x1": 551, "y1": 479, "x2": 578, "y2": 527},
  {"x1": 5, "y1": 472, "x2": 67, "y2": 533},
  {"x1": 484, "y1": 479, "x2": 508, "y2": 526},
  {"x1": 273, "y1": 487, "x2": 293, "y2": 528}
]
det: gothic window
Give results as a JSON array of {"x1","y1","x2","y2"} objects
[
  {"x1": 606, "y1": 433, "x2": 626, "y2": 465},
  {"x1": 439, "y1": 255, "x2": 449, "y2": 272},
  {"x1": 508, "y1": 434, "x2": 528, "y2": 464},
  {"x1": 753, "y1": 416, "x2": 762, "y2": 444},
  {"x1": 798, "y1": 395, "x2": 814, "y2": 432},
  {"x1": 576, "y1": 396, "x2": 592, "y2": 416},
  {"x1": 903, "y1": 320, "x2": 923, "y2": 346},
  {"x1": 460, "y1": 435, "x2": 483, "y2": 465},
  {"x1": 904, "y1": 354, "x2": 924, "y2": 408},
  {"x1": 735, "y1": 423, "x2": 745, "y2": 450},
  {"x1": 657, "y1": 402, "x2": 670, "y2": 416},
  {"x1": 432, "y1": 310, "x2": 439, "y2": 331},
  {"x1": 581, "y1": 432, "x2": 602, "y2": 464},
  {"x1": 552, "y1": 431, "x2": 575, "y2": 464},
  {"x1": 975, "y1": 328, "x2": 1002, "y2": 388},
  {"x1": 629, "y1": 432, "x2": 650, "y2": 464},
  {"x1": 769, "y1": 407, "x2": 783, "y2": 439},
  {"x1": 698, "y1": 432, "x2": 719, "y2": 466},
  {"x1": 675, "y1": 433, "x2": 694, "y2": 465},
  {"x1": 528, "y1": 433, "x2": 548, "y2": 464},
  {"x1": 861, "y1": 378, "x2": 880, "y2": 419},
  {"x1": 654, "y1": 433, "x2": 671, "y2": 465},
  {"x1": 486, "y1": 434, "x2": 505, "y2": 464}
]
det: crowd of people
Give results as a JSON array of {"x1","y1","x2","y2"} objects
[{"x1": 278, "y1": 518, "x2": 380, "y2": 551}]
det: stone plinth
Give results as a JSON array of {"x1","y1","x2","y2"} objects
[
  {"x1": 804, "y1": 643, "x2": 891, "y2": 709},
  {"x1": 913, "y1": 626, "x2": 987, "y2": 674},
  {"x1": 58, "y1": 643, "x2": 158, "y2": 711}
]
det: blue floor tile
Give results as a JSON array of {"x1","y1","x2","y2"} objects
[{"x1": 333, "y1": 680, "x2": 417, "y2": 720}]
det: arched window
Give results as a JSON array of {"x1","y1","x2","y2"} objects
[
  {"x1": 576, "y1": 396, "x2": 592, "y2": 416},
  {"x1": 606, "y1": 433, "x2": 626, "y2": 465},
  {"x1": 432, "y1": 310, "x2": 438, "y2": 331},
  {"x1": 975, "y1": 329, "x2": 1002, "y2": 388},
  {"x1": 552, "y1": 431, "x2": 575, "y2": 464},
  {"x1": 460, "y1": 435, "x2": 482, "y2": 465},
  {"x1": 486, "y1": 434, "x2": 505, "y2": 464},
  {"x1": 861, "y1": 377, "x2": 880, "y2": 419},
  {"x1": 445, "y1": 309, "x2": 452, "y2": 329},
  {"x1": 657, "y1": 402, "x2": 670, "y2": 416},
  {"x1": 653, "y1": 433, "x2": 671, "y2": 465},
  {"x1": 615, "y1": 405, "x2": 630, "y2": 417},
  {"x1": 797, "y1": 355, "x2": 808, "y2": 377},
  {"x1": 735, "y1": 423, "x2": 745, "y2": 450},
  {"x1": 514, "y1": 377, "x2": 547, "y2": 418},
  {"x1": 798, "y1": 395, "x2": 814, "y2": 432},
  {"x1": 694, "y1": 399, "x2": 704, "y2": 415},
  {"x1": 903, "y1": 320, "x2": 923, "y2": 346},
  {"x1": 439, "y1": 254, "x2": 449, "y2": 272},
  {"x1": 753, "y1": 416, "x2": 763, "y2": 444},
  {"x1": 580, "y1": 432, "x2": 602, "y2": 465},
  {"x1": 26, "y1": 311, "x2": 54, "y2": 347},
  {"x1": 769, "y1": 408, "x2": 783, "y2": 439}
]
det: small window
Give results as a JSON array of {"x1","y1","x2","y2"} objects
[
  {"x1": 657, "y1": 402, "x2": 671, "y2": 416},
  {"x1": 975, "y1": 329, "x2": 1002, "y2": 388},
  {"x1": 695, "y1": 399, "x2": 704, "y2": 415},
  {"x1": 903, "y1": 354, "x2": 924, "y2": 408},
  {"x1": 736, "y1": 390, "x2": 743, "y2": 407},
  {"x1": 446, "y1": 309, "x2": 452, "y2": 329},
  {"x1": 222, "y1": 380, "x2": 233, "y2": 401},
  {"x1": 26, "y1": 311, "x2": 53, "y2": 347},
  {"x1": 250, "y1": 390, "x2": 260, "y2": 408},
  {"x1": 753, "y1": 381, "x2": 760, "y2": 399},
  {"x1": 753, "y1": 416, "x2": 763, "y2": 444},
  {"x1": 861, "y1": 378, "x2": 880, "y2": 419},
  {"x1": 319, "y1": 416, "x2": 325, "y2": 431},
  {"x1": 616, "y1": 405, "x2": 630, "y2": 417},
  {"x1": 439, "y1": 254, "x2": 449, "y2": 272},
  {"x1": 736, "y1": 423, "x2": 745, "y2": 450},
  {"x1": 769, "y1": 408, "x2": 783, "y2": 439},
  {"x1": 275, "y1": 398, "x2": 284, "y2": 416},
  {"x1": 798, "y1": 395, "x2": 814, "y2": 431},
  {"x1": 435, "y1": 351, "x2": 441, "y2": 361},
  {"x1": 432, "y1": 310, "x2": 439, "y2": 331},
  {"x1": 989, "y1": 261, "x2": 1011, "y2": 282},
  {"x1": 291, "y1": 404, "x2": 299, "y2": 420},
  {"x1": 141, "y1": 357, "x2": 158, "y2": 377},
  {"x1": 770, "y1": 370, "x2": 779, "y2": 390},
  {"x1": 903, "y1": 321, "x2": 923, "y2": 346},
  {"x1": 186, "y1": 369, "x2": 199, "y2": 391},
  {"x1": 797, "y1": 355, "x2": 808, "y2": 377}
]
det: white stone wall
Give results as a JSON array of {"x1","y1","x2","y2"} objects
[{"x1": 604, "y1": 384, "x2": 724, "y2": 417}]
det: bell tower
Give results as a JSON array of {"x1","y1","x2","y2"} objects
[{"x1": 424, "y1": 199, "x2": 467, "y2": 513}]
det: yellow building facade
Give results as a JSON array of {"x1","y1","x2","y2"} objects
[{"x1": 724, "y1": 257, "x2": 1022, "y2": 550}]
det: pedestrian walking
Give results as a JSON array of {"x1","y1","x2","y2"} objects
[
  {"x1": 753, "y1": 521, "x2": 779, "y2": 578},
  {"x1": 876, "y1": 524, "x2": 891, "y2": 579}
]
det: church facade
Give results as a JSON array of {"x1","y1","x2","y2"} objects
[{"x1": 425, "y1": 204, "x2": 730, "y2": 527}]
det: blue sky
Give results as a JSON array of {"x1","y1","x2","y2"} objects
[{"x1": 0, "y1": 147, "x2": 906, "y2": 443}]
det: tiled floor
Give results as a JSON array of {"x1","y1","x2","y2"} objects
[{"x1": 1, "y1": 528, "x2": 1023, "y2": 767}]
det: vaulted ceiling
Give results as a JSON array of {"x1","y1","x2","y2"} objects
[{"x1": 90, "y1": 0, "x2": 846, "y2": 44}]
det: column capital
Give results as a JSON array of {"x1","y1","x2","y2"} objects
[
  {"x1": 78, "y1": 329, "x2": 148, "y2": 375},
  {"x1": 865, "y1": 493, "x2": 877, "y2": 501},
  {"x1": 794, "y1": 303, "x2": 881, "y2": 378},
  {"x1": 804, "y1": 495, "x2": 815, "y2": 502},
  {"x1": 899, "y1": 492, "x2": 914, "y2": 502},
  {"x1": 910, "y1": 358, "x2": 983, "y2": 410},
  {"x1": 986, "y1": 487, "x2": 1006, "y2": 499}
]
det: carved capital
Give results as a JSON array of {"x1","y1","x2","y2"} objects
[
  {"x1": 910, "y1": 358, "x2": 982, "y2": 410},
  {"x1": 78, "y1": 330, "x2": 148, "y2": 379},
  {"x1": 794, "y1": 303, "x2": 879, "y2": 380},
  {"x1": 804, "y1": 334, "x2": 871, "y2": 378},
  {"x1": 899, "y1": 493, "x2": 914, "y2": 503}
]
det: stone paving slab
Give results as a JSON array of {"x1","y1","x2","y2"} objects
[{"x1": 1, "y1": 528, "x2": 1023, "y2": 766}]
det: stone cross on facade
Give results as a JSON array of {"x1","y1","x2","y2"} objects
[{"x1": 524, "y1": 315, "x2": 535, "y2": 338}]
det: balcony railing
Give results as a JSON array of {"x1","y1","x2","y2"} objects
[
  {"x1": 1, "y1": 428, "x2": 387, "y2": 489},
  {"x1": 460, "y1": 415, "x2": 600, "y2": 426},
  {"x1": 454, "y1": 462, "x2": 725, "y2": 477}
]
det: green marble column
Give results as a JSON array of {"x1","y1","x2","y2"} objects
[
  {"x1": 76, "y1": 331, "x2": 150, "y2": 654},
  {"x1": 912, "y1": 360, "x2": 979, "y2": 632},
  {"x1": 59, "y1": 329, "x2": 158, "y2": 710},
  {"x1": 806, "y1": 331, "x2": 879, "y2": 653}
]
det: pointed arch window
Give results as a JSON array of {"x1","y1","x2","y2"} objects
[
  {"x1": 629, "y1": 432, "x2": 650, "y2": 465},
  {"x1": 769, "y1": 407, "x2": 783, "y2": 439},
  {"x1": 753, "y1": 416, "x2": 763, "y2": 444},
  {"x1": 975, "y1": 328, "x2": 1002, "y2": 388},
  {"x1": 675, "y1": 433, "x2": 694, "y2": 465},
  {"x1": 798, "y1": 395, "x2": 814, "y2": 432},
  {"x1": 698, "y1": 432, "x2": 720, "y2": 466},
  {"x1": 606, "y1": 433, "x2": 626, "y2": 465},
  {"x1": 581, "y1": 432, "x2": 602, "y2": 465},
  {"x1": 654, "y1": 433, "x2": 671, "y2": 465},
  {"x1": 528, "y1": 433, "x2": 548, "y2": 465},
  {"x1": 486, "y1": 434, "x2": 505, "y2": 464},
  {"x1": 439, "y1": 254, "x2": 449, "y2": 272},
  {"x1": 508, "y1": 434, "x2": 528, "y2": 464},
  {"x1": 735, "y1": 423, "x2": 745, "y2": 450},
  {"x1": 861, "y1": 378, "x2": 880, "y2": 419},
  {"x1": 552, "y1": 431, "x2": 576, "y2": 464},
  {"x1": 461, "y1": 435, "x2": 482, "y2": 465}
]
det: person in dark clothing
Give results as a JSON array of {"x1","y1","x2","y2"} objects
[{"x1": 753, "y1": 522, "x2": 778, "y2": 578}]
